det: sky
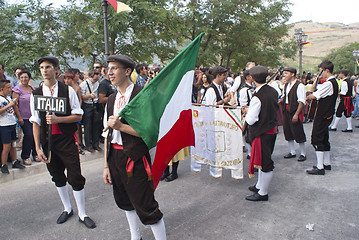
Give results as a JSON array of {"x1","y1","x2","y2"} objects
[{"x1": 39, "y1": 0, "x2": 359, "y2": 25}]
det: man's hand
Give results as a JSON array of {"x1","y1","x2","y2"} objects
[
  {"x1": 46, "y1": 113, "x2": 60, "y2": 125},
  {"x1": 292, "y1": 114, "x2": 299, "y2": 123},
  {"x1": 241, "y1": 106, "x2": 249, "y2": 117},
  {"x1": 107, "y1": 115, "x2": 122, "y2": 130},
  {"x1": 36, "y1": 148, "x2": 49, "y2": 163},
  {"x1": 306, "y1": 94, "x2": 316, "y2": 104},
  {"x1": 103, "y1": 168, "x2": 112, "y2": 185}
]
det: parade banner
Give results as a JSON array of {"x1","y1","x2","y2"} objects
[{"x1": 191, "y1": 105, "x2": 243, "y2": 179}]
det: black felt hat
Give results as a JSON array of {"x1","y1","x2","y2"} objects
[
  {"x1": 37, "y1": 56, "x2": 59, "y2": 67},
  {"x1": 107, "y1": 55, "x2": 136, "y2": 71}
]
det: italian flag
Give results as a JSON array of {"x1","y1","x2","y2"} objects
[{"x1": 120, "y1": 33, "x2": 204, "y2": 189}]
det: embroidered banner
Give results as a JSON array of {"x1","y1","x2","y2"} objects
[{"x1": 191, "y1": 105, "x2": 243, "y2": 179}]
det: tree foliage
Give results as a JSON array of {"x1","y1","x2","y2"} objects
[
  {"x1": 0, "y1": 0, "x2": 296, "y2": 75},
  {"x1": 325, "y1": 42, "x2": 359, "y2": 75}
]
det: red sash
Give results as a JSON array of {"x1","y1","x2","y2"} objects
[
  {"x1": 248, "y1": 126, "x2": 277, "y2": 178},
  {"x1": 344, "y1": 97, "x2": 354, "y2": 116}
]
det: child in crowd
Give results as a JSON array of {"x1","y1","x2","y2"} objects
[{"x1": 0, "y1": 79, "x2": 25, "y2": 174}]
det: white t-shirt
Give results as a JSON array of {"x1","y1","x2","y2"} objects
[{"x1": 0, "y1": 96, "x2": 16, "y2": 126}]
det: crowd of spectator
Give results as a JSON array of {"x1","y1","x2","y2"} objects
[{"x1": 0, "y1": 61, "x2": 162, "y2": 174}]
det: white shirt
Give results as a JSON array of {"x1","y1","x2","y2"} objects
[
  {"x1": 0, "y1": 96, "x2": 16, "y2": 126},
  {"x1": 284, "y1": 80, "x2": 306, "y2": 104},
  {"x1": 229, "y1": 76, "x2": 241, "y2": 93},
  {"x1": 203, "y1": 82, "x2": 223, "y2": 105},
  {"x1": 80, "y1": 79, "x2": 99, "y2": 104},
  {"x1": 102, "y1": 84, "x2": 134, "y2": 145},
  {"x1": 313, "y1": 76, "x2": 335, "y2": 100},
  {"x1": 245, "y1": 84, "x2": 266, "y2": 125},
  {"x1": 268, "y1": 81, "x2": 282, "y2": 96},
  {"x1": 29, "y1": 82, "x2": 83, "y2": 126},
  {"x1": 238, "y1": 84, "x2": 253, "y2": 107},
  {"x1": 339, "y1": 79, "x2": 348, "y2": 95}
]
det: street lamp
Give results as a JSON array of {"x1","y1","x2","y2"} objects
[
  {"x1": 352, "y1": 50, "x2": 359, "y2": 75},
  {"x1": 294, "y1": 28, "x2": 308, "y2": 77}
]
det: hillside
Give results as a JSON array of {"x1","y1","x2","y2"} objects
[{"x1": 284, "y1": 21, "x2": 359, "y2": 72}]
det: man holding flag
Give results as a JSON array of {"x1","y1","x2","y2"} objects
[{"x1": 102, "y1": 55, "x2": 166, "y2": 240}]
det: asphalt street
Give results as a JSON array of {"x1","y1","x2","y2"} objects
[{"x1": 0, "y1": 118, "x2": 358, "y2": 240}]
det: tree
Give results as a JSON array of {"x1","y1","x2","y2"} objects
[
  {"x1": 170, "y1": 0, "x2": 297, "y2": 72},
  {"x1": 324, "y1": 42, "x2": 359, "y2": 75}
]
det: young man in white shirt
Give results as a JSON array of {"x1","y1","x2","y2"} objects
[{"x1": 30, "y1": 56, "x2": 96, "y2": 228}]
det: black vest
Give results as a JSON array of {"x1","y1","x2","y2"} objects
[
  {"x1": 342, "y1": 78, "x2": 353, "y2": 97},
  {"x1": 248, "y1": 84, "x2": 278, "y2": 142},
  {"x1": 209, "y1": 82, "x2": 227, "y2": 103},
  {"x1": 316, "y1": 77, "x2": 339, "y2": 118},
  {"x1": 106, "y1": 85, "x2": 149, "y2": 162},
  {"x1": 32, "y1": 81, "x2": 77, "y2": 145},
  {"x1": 282, "y1": 80, "x2": 300, "y2": 114}
]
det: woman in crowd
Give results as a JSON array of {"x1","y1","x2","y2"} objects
[
  {"x1": 12, "y1": 70, "x2": 38, "y2": 165},
  {"x1": 197, "y1": 73, "x2": 213, "y2": 104}
]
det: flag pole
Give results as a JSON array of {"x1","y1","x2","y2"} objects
[{"x1": 102, "y1": 0, "x2": 110, "y2": 57}]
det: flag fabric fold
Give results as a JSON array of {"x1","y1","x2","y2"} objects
[
  {"x1": 120, "y1": 33, "x2": 204, "y2": 189},
  {"x1": 107, "y1": 0, "x2": 133, "y2": 13}
]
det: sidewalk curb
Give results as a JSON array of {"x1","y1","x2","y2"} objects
[{"x1": 0, "y1": 149, "x2": 104, "y2": 184}]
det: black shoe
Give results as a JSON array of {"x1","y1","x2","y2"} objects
[
  {"x1": 243, "y1": 146, "x2": 247, "y2": 153},
  {"x1": 297, "y1": 155, "x2": 307, "y2": 162},
  {"x1": 57, "y1": 210, "x2": 73, "y2": 224},
  {"x1": 324, "y1": 165, "x2": 331, "y2": 170},
  {"x1": 1, "y1": 164, "x2": 9, "y2": 174},
  {"x1": 355, "y1": 125, "x2": 359, "y2": 128},
  {"x1": 329, "y1": 128, "x2": 336, "y2": 131},
  {"x1": 342, "y1": 129, "x2": 353, "y2": 132},
  {"x1": 160, "y1": 171, "x2": 170, "y2": 181},
  {"x1": 245, "y1": 193, "x2": 268, "y2": 201},
  {"x1": 12, "y1": 160, "x2": 25, "y2": 169},
  {"x1": 247, "y1": 155, "x2": 251, "y2": 160},
  {"x1": 248, "y1": 185, "x2": 259, "y2": 193},
  {"x1": 312, "y1": 165, "x2": 332, "y2": 171},
  {"x1": 284, "y1": 153, "x2": 296, "y2": 159},
  {"x1": 165, "y1": 173, "x2": 178, "y2": 182},
  {"x1": 79, "y1": 216, "x2": 96, "y2": 229},
  {"x1": 306, "y1": 167, "x2": 325, "y2": 175}
]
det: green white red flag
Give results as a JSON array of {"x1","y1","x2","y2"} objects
[{"x1": 120, "y1": 33, "x2": 204, "y2": 189}]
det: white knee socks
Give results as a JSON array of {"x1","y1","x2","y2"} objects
[
  {"x1": 125, "y1": 210, "x2": 141, "y2": 240},
  {"x1": 346, "y1": 117, "x2": 352, "y2": 130},
  {"x1": 73, "y1": 189, "x2": 87, "y2": 220},
  {"x1": 299, "y1": 142, "x2": 306, "y2": 156},
  {"x1": 288, "y1": 140, "x2": 296, "y2": 155},
  {"x1": 331, "y1": 117, "x2": 341, "y2": 129},
  {"x1": 316, "y1": 151, "x2": 324, "y2": 170},
  {"x1": 258, "y1": 171, "x2": 273, "y2": 196},
  {"x1": 150, "y1": 218, "x2": 167, "y2": 240},
  {"x1": 56, "y1": 185, "x2": 72, "y2": 213},
  {"x1": 324, "y1": 151, "x2": 330, "y2": 166},
  {"x1": 255, "y1": 169, "x2": 262, "y2": 189}
]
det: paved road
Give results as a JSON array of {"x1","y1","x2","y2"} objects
[{"x1": 1, "y1": 119, "x2": 358, "y2": 240}]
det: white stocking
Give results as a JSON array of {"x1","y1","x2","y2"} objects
[
  {"x1": 316, "y1": 151, "x2": 324, "y2": 170},
  {"x1": 150, "y1": 218, "x2": 167, "y2": 240},
  {"x1": 56, "y1": 185, "x2": 72, "y2": 213},
  {"x1": 73, "y1": 189, "x2": 87, "y2": 220},
  {"x1": 258, "y1": 171, "x2": 273, "y2": 196},
  {"x1": 125, "y1": 210, "x2": 141, "y2": 240}
]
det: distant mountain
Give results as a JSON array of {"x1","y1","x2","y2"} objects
[{"x1": 284, "y1": 21, "x2": 359, "y2": 72}]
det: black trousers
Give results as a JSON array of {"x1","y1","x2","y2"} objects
[
  {"x1": 282, "y1": 110, "x2": 306, "y2": 143},
  {"x1": 335, "y1": 98, "x2": 352, "y2": 118},
  {"x1": 311, "y1": 116, "x2": 332, "y2": 151},
  {"x1": 43, "y1": 134, "x2": 85, "y2": 191},
  {"x1": 260, "y1": 133, "x2": 277, "y2": 172},
  {"x1": 107, "y1": 147, "x2": 163, "y2": 225},
  {"x1": 82, "y1": 103, "x2": 101, "y2": 148}
]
